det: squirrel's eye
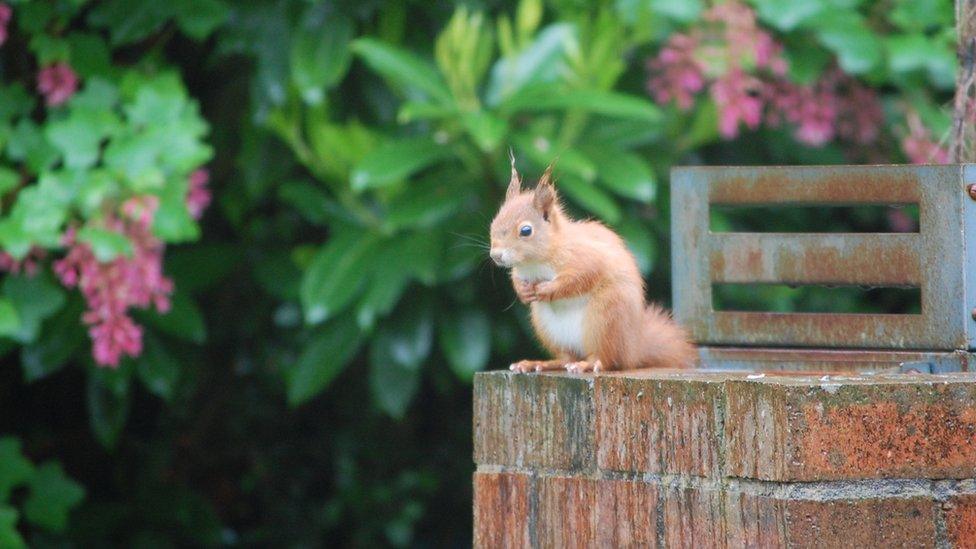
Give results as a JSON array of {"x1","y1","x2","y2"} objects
[{"x1": 519, "y1": 225, "x2": 532, "y2": 237}]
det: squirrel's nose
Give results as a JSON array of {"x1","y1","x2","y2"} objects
[{"x1": 490, "y1": 249, "x2": 504, "y2": 266}]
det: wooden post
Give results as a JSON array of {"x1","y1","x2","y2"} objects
[{"x1": 951, "y1": 0, "x2": 976, "y2": 161}]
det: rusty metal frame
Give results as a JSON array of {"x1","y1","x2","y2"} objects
[
  {"x1": 695, "y1": 346, "x2": 970, "y2": 373},
  {"x1": 671, "y1": 165, "x2": 976, "y2": 351}
]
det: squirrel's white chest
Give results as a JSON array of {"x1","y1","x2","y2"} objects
[
  {"x1": 515, "y1": 263, "x2": 589, "y2": 356},
  {"x1": 535, "y1": 297, "x2": 589, "y2": 356}
]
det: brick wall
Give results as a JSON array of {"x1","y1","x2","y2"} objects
[{"x1": 473, "y1": 370, "x2": 976, "y2": 547}]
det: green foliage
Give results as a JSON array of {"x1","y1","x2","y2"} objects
[{"x1": 0, "y1": 437, "x2": 84, "y2": 544}]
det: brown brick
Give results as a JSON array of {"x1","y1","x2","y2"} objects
[
  {"x1": 725, "y1": 490, "x2": 786, "y2": 547},
  {"x1": 595, "y1": 371, "x2": 728, "y2": 477},
  {"x1": 726, "y1": 491, "x2": 936, "y2": 548},
  {"x1": 661, "y1": 483, "x2": 726, "y2": 547},
  {"x1": 473, "y1": 472, "x2": 531, "y2": 549},
  {"x1": 726, "y1": 375, "x2": 976, "y2": 481},
  {"x1": 536, "y1": 476, "x2": 597, "y2": 548},
  {"x1": 781, "y1": 496, "x2": 935, "y2": 547},
  {"x1": 595, "y1": 479, "x2": 659, "y2": 548},
  {"x1": 945, "y1": 494, "x2": 976, "y2": 548},
  {"x1": 474, "y1": 371, "x2": 595, "y2": 470}
]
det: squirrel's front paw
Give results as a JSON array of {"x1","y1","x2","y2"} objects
[
  {"x1": 533, "y1": 281, "x2": 556, "y2": 302},
  {"x1": 514, "y1": 280, "x2": 538, "y2": 304}
]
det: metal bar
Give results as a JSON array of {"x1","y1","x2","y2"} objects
[
  {"x1": 699, "y1": 165, "x2": 922, "y2": 205},
  {"x1": 710, "y1": 233, "x2": 921, "y2": 285},
  {"x1": 964, "y1": 165, "x2": 976, "y2": 350},
  {"x1": 709, "y1": 311, "x2": 929, "y2": 348},
  {"x1": 696, "y1": 346, "x2": 971, "y2": 373}
]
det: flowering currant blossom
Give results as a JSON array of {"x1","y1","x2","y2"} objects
[
  {"x1": 646, "y1": 0, "x2": 883, "y2": 147},
  {"x1": 0, "y1": 3, "x2": 11, "y2": 47},
  {"x1": 37, "y1": 62, "x2": 79, "y2": 107},
  {"x1": 54, "y1": 197, "x2": 173, "y2": 367},
  {"x1": 0, "y1": 247, "x2": 46, "y2": 277},
  {"x1": 901, "y1": 111, "x2": 949, "y2": 164},
  {"x1": 186, "y1": 169, "x2": 212, "y2": 220}
]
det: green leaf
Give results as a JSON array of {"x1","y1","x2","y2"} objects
[
  {"x1": 678, "y1": 99, "x2": 720, "y2": 151},
  {"x1": 137, "y1": 334, "x2": 180, "y2": 401},
  {"x1": 385, "y1": 179, "x2": 467, "y2": 229},
  {"x1": 785, "y1": 46, "x2": 832, "y2": 85},
  {"x1": 0, "y1": 437, "x2": 35, "y2": 500},
  {"x1": 77, "y1": 227, "x2": 133, "y2": 261},
  {"x1": 461, "y1": 111, "x2": 508, "y2": 152},
  {"x1": 46, "y1": 106, "x2": 121, "y2": 169},
  {"x1": 368, "y1": 299, "x2": 433, "y2": 418},
  {"x1": 23, "y1": 462, "x2": 85, "y2": 532},
  {"x1": 557, "y1": 175, "x2": 622, "y2": 223},
  {"x1": 396, "y1": 231, "x2": 445, "y2": 285},
  {"x1": 6, "y1": 119, "x2": 58, "y2": 172},
  {"x1": 4, "y1": 275, "x2": 66, "y2": 344},
  {"x1": 351, "y1": 38, "x2": 453, "y2": 104},
  {"x1": 583, "y1": 146, "x2": 656, "y2": 203},
  {"x1": 813, "y1": 12, "x2": 882, "y2": 74},
  {"x1": 439, "y1": 308, "x2": 490, "y2": 381},
  {"x1": 172, "y1": 0, "x2": 229, "y2": 39},
  {"x1": 0, "y1": 506, "x2": 26, "y2": 549},
  {"x1": 21, "y1": 300, "x2": 86, "y2": 382},
  {"x1": 87, "y1": 369, "x2": 131, "y2": 449},
  {"x1": 750, "y1": 0, "x2": 824, "y2": 31},
  {"x1": 397, "y1": 101, "x2": 457, "y2": 123},
  {"x1": 286, "y1": 316, "x2": 364, "y2": 405},
  {"x1": 153, "y1": 182, "x2": 200, "y2": 243},
  {"x1": 67, "y1": 32, "x2": 114, "y2": 78},
  {"x1": 502, "y1": 87, "x2": 661, "y2": 122},
  {"x1": 355, "y1": 269, "x2": 409, "y2": 330},
  {"x1": 369, "y1": 299, "x2": 433, "y2": 372},
  {"x1": 650, "y1": 0, "x2": 702, "y2": 22},
  {"x1": 140, "y1": 291, "x2": 206, "y2": 343},
  {"x1": 87, "y1": 0, "x2": 170, "y2": 45},
  {"x1": 278, "y1": 181, "x2": 331, "y2": 225},
  {"x1": 300, "y1": 232, "x2": 383, "y2": 324},
  {"x1": 351, "y1": 138, "x2": 452, "y2": 191},
  {"x1": 290, "y1": 8, "x2": 353, "y2": 105},
  {"x1": 0, "y1": 298, "x2": 19, "y2": 338},
  {"x1": 0, "y1": 167, "x2": 20, "y2": 196},
  {"x1": 889, "y1": 0, "x2": 952, "y2": 32},
  {"x1": 0, "y1": 84, "x2": 34, "y2": 122},
  {"x1": 369, "y1": 359, "x2": 420, "y2": 420},
  {"x1": 486, "y1": 23, "x2": 576, "y2": 104},
  {"x1": 885, "y1": 34, "x2": 956, "y2": 89}
]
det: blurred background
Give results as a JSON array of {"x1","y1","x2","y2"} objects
[{"x1": 0, "y1": 0, "x2": 956, "y2": 546}]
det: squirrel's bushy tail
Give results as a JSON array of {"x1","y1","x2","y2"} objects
[{"x1": 639, "y1": 304, "x2": 696, "y2": 368}]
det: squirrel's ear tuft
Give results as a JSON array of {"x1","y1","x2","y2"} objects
[
  {"x1": 506, "y1": 149, "x2": 522, "y2": 199},
  {"x1": 533, "y1": 164, "x2": 556, "y2": 217}
]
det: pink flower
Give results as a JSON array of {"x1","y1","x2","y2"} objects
[
  {"x1": 0, "y1": 4, "x2": 11, "y2": 47},
  {"x1": 37, "y1": 62, "x2": 79, "y2": 107},
  {"x1": 647, "y1": 34, "x2": 705, "y2": 110},
  {"x1": 711, "y1": 69, "x2": 763, "y2": 138},
  {"x1": 186, "y1": 169, "x2": 211, "y2": 219},
  {"x1": 54, "y1": 199, "x2": 173, "y2": 368},
  {"x1": 901, "y1": 111, "x2": 949, "y2": 164},
  {"x1": 0, "y1": 247, "x2": 45, "y2": 277}
]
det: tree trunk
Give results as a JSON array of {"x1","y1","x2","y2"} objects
[{"x1": 951, "y1": 0, "x2": 976, "y2": 162}]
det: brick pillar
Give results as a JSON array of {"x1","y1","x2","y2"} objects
[{"x1": 473, "y1": 370, "x2": 976, "y2": 548}]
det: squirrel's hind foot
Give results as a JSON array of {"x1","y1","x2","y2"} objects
[
  {"x1": 565, "y1": 360, "x2": 604, "y2": 373},
  {"x1": 509, "y1": 359, "x2": 565, "y2": 373}
]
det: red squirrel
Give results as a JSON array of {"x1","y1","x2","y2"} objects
[{"x1": 489, "y1": 158, "x2": 695, "y2": 373}]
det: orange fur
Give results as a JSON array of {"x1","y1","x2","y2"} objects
[{"x1": 490, "y1": 162, "x2": 696, "y2": 372}]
